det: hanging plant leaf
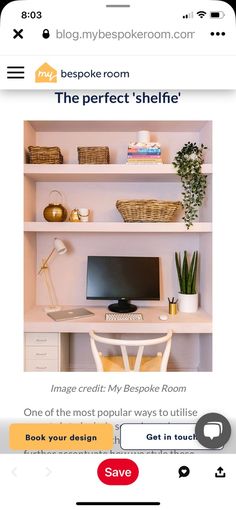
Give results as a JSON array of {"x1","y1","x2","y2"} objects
[{"x1": 173, "y1": 142, "x2": 207, "y2": 229}]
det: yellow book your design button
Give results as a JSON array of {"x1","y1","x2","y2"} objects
[{"x1": 9, "y1": 423, "x2": 113, "y2": 451}]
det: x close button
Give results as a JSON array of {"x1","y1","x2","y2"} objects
[
  {"x1": 13, "y1": 29, "x2": 23, "y2": 39},
  {"x1": 97, "y1": 459, "x2": 139, "y2": 485}
]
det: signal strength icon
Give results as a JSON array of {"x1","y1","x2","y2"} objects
[
  {"x1": 183, "y1": 12, "x2": 194, "y2": 19},
  {"x1": 197, "y1": 10, "x2": 207, "y2": 18}
]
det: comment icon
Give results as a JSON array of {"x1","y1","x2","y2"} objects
[
  {"x1": 178, "y1": 465, "x2": 190, "y2": 478},
  {"x1": 203, "y1": 422, "x2": 223, "y2": 440},
  {"x1": 195, "y1": 413, "x2": 231, "y2": 449}
]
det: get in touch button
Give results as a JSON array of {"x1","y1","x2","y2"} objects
[{"x1": 97, "y1": 459, "x2": 139, "y2": 485}]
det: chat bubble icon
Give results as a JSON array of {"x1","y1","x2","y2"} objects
[
  {"x1": 178, "y1": 466, "x2": 190, "y2": 478},
  {"x1": 203, "y1": 422, "x2": 223, "y2": 440}
]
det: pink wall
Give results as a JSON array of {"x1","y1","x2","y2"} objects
[
  {"x1": 36, "y1": 130, "x2": 208, "y2": 164},
  {"x1": 36, "y1": 232, "x2": 199, "y2": 307}
]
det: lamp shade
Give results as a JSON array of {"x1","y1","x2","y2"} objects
[{"x1": 54, "y1": 237, "x2": 67, "y2": 255}]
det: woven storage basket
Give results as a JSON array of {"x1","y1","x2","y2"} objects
[
  {"x1": 116, "y1": 200, "x2": 182, "y2": 222},
  {"x1": 28, "y1": 146, "x2": 63, "y2": 164},
  {"x1": 77, "y1": 146, "x2": 110, "y2": 164}
]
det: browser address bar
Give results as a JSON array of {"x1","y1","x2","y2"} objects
[{"x1": 55, "y1": 28, "x2": 196, "y2": 42}]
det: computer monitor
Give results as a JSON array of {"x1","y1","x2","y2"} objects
[{"x1": 86, "y1": 256, "x2": 160, "y2": 313}]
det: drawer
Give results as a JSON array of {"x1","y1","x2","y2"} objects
[
  {"x1": 25, "y1": 346, "x2": 58, "y2": 360},
  {"x1": 25, "y1": 332, "x2": 59, "y2": 346},
  {"x1": 24, "y1": 359, "x2": 59, "y2": 372}
]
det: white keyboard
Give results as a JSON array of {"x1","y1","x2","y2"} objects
[{"x1": 105, "y1": 312, "x2": 143, "y2": 321}]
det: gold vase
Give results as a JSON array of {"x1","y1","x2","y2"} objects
[
  {"x1": 43, "y1": 190, "x2": 67, "y2": 222},
  {"x1": 43, "y1": 203, "x2": 67, "y2": 222}
]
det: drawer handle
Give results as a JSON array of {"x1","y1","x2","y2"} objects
[
  {"x1": 36, "y1": 353, "x2": 47, "y2": 356},
  {"x1": 35, "y1": 339, "x2": 48, "y2": 342},
  {"x1": 36, "y1": 366, "x2": 47, "y2": 370}
]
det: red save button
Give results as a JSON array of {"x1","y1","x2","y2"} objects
[{"x1": 97, "y1": 459, "x2": 139, "y2": 485}]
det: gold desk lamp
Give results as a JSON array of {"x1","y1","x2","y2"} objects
[{"x1": 38, "y1": 237, "x2": 67, "y2": 313}]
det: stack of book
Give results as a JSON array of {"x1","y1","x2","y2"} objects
[{"x1": 127, "y1": 142, "x2": 162, "y2": 164}]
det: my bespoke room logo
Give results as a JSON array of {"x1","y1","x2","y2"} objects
[{"x1": 35, "y1": 63, "x2": 57, "y2": 83}]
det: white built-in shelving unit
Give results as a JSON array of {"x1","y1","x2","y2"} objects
[{"x1": 24, "y1": 120, "x2": 212, "y2": 371}]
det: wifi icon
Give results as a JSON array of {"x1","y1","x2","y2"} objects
[{"x1": 197, "y1": 10, "x2": 207, "y2": 18}]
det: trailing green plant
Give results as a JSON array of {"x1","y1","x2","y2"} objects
[
  {"x1": 175, "y1": 250, "x2": 198, "y2": 294},
  {"x1": 173, "y1": 142, "x2": 207, "y2": 229}
]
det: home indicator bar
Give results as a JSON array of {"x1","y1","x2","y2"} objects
[{"x1": 76, "y1": 504, "x2": 161, "y2": 507}]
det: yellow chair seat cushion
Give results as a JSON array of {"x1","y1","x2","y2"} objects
[{"x1": 100, "y1": 354, "x2": 162, "y2": 372}]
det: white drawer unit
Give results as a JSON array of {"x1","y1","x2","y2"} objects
[
  {"x1": 25, "y1": 346, "x2": 58, "y2": 360},
  {"x1": 24, "y1": 332, "x2": 69, "y2": 372},
  {"x1": 25, "y1": 332, "x2": 59, "y2": 346},
  {"x1": 25, "y1": 359, "x2": 60, "y2": 372}
]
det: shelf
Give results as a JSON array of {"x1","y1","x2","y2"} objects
[
  {"x1": 28, "y1": 120, "x2": 211, "y2": 133},
  {"x1": 24, "y1": 163, "x2": 212, "y2": 183},
  {"x1": 25, "y1": 306, "x2": 212, "y2": 334},
  {"x1": 24, "y1": 222, "x2": 212, "y2": 233}
]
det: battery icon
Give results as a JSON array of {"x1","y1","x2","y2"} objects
[{"x1": 210, "y1": 11, "x2": 225, "y2": 18}]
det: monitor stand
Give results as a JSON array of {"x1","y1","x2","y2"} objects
[{"x1": 108, "y1": 298, "x2": 137, "y2": 313}]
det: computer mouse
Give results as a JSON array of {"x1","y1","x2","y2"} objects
[{"x1": 159, "y1": 314, "x2": 168, "y2": 321}]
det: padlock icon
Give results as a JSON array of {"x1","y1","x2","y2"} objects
[{"x1": 42, "y1": 29, "x2": 50, "y2": 39}]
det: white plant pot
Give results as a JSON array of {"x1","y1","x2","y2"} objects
[{"x1": 178, "y1": 292, "x2": 198, "y2": 313}]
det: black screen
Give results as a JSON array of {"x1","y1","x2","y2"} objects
[{"x1": 86, "y1": 256, "x2": 160, "y2": 300}]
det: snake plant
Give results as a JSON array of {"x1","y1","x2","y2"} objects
[{"x1": 175, "y1": 250, "x2": 198, "y2": 294}]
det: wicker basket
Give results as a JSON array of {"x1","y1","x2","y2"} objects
[
  {"x1": 77, "y1": 146, "x2": 110, "y2": 164},
  {"x1": 28, "y1": 146, "x2": 63, "y2": 164},
  {"x1": 116, "y1": 199, "x2": 182, "y2": 222}
]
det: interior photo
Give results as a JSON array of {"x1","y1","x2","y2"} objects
[{"x1": 24, "y1": 120, "x2": 212, "y2": 372}]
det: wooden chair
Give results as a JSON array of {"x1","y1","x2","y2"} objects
[{"x1": 89, "y1": 330, "x2": 172, "y2": 372}]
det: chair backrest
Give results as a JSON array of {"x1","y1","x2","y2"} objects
[{"x1": 89, "y1": 330, "x2": 172, "y2": 372}]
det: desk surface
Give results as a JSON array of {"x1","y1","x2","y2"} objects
[{"x1": 25, "y1": 306, "x2": 212, "y2": 334}]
